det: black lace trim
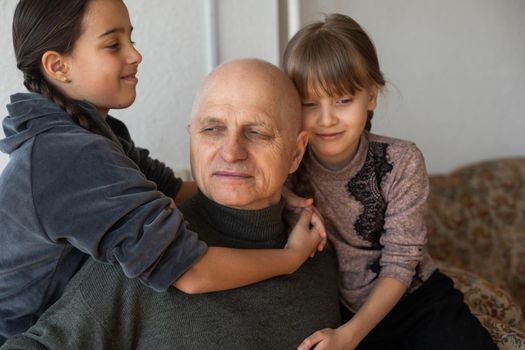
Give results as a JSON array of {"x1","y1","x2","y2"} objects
[
  {"x1": 370, "y1": 258, "x2": 381, "y2": 275},
  {"x1": 346, "y1": 142, "x2": 393, "y2": 247}
]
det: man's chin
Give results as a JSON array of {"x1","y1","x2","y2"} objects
[
  {"x1": 211, "y1": 194, "x2": 252, "y2": 210},
  {"x1": 208, "y1": 190, "x2": 278, "y2": 210}
]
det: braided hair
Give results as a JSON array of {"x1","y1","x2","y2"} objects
[{"x1": 12, "y1": 0, "x2": 99, "y2": 131}]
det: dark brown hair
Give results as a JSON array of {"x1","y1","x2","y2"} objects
[
  {"x1": 283, "y1": 13, "x2": 385, "y2": 131},
  {"x1": 12, "y1": 0, "x2": 97, "y2": 130}
]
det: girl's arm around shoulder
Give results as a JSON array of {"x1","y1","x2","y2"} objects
[
  {"x1": 30, "y1": 133, "x2": 205, "y2": 292},
  {"x1": 173, "y1": 208, "x2": 322, "y2": 293}
]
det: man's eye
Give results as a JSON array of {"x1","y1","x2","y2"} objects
[
  {"x1": 246, "y1": 130, "x2": 271, "y2": 140},
  {"x1": 201, "y1": 126, "x2": 223, "y2": 133}
]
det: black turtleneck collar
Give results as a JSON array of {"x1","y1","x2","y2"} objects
[{"x1": 179, "y1": 191, "x2": 288, "y2": 249}]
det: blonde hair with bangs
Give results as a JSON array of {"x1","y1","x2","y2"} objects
[{"x1": 283, "y1": 13, "x2": 385, "y2": 131}]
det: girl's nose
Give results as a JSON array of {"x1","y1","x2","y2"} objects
[
  {"x1": 318, "y1": 106, "x2": 337, "y2": 127},
  {"x1": 127, "y1": 45, "x2": 143, "y2": 65}
]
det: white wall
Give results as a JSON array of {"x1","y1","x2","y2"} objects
[
  {"x1": 298, "y1": 0, "x2": 525, "y2": 173},
  {"x1": 0, "y1": 0, "x2": 23, "y2": 171},
  {"x1": 216, "y1": 0, "x2": 281, "y2": 64},
  {"x1": 122, "y1": 0, "x2": 281, "y2": 176},
  {"x1": 0, "y1": 0, "x2": 281, "y2": 175},
  {"x1": 1, "y1": 0, "x2": 524, "y2": 175},
  {"x1": 123, "y1": 1, "x2": 208, "y2": 176}
]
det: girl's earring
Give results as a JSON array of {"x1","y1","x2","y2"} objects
[{"x1": 62, "y1": 77, "x2": 71, "y2": 83}]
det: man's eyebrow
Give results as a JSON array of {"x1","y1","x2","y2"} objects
[
  {"x1": 197, "y1": 115, "x2": 275, "y2": 130},
  {"x1": 98, "y1": 26, "x2": 133, "y2": 38},
  {"x1": 199, "y1": 116, "x2": 223, "y2": 124},
  {"x1": 245, "y1": 116, "x2": 275, "y2": 129}
]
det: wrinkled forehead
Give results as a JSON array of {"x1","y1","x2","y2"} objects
[
  {"x1": 193, "y1": 77, "x2": 283, "y2": 127},
  {"x1": 193, "y1": 102, "x2": 281, "y2": 132}
]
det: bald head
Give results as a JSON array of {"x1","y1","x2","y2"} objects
[
  {"x1": 188, "y1": 59, "x2": 307, "y2": 209},
  {"x1": 191, "y1": 58, "x2": 302, "y2": 135}
]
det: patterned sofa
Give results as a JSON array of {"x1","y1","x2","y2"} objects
[{"x1": 426, "y1": 157, "x2": 525, "y2": 349}]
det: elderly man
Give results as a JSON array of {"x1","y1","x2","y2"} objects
[{"x1": 1, "y1": 59, "x2": 341, "y2": 350}]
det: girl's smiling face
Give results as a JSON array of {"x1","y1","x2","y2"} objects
[
  {"x1": 301, "y1": 86, "x2": 377, "y2": 170},
  {"x1": 62, "y1": 0, "x2": 142, "y2": 118}
]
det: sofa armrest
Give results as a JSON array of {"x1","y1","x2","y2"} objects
[
  {"x1": 438, "y1": 261, "x2": 525, "y2": 350},
  {"x1": 426, "y1": 158, "x2": 525, "y2": 315}
]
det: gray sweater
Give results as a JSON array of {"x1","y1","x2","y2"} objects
[
  {"x1": 290, "y1": 132, "x2": 436, "y2": 312},
  {"x1": 1, "y1": 192, "x2": 341, "y2": 349}
]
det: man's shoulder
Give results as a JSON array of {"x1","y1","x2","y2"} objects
[{"x1": 69, "y1": 259, "x2": 148, "y2": 319}]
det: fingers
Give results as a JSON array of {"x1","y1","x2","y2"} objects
[
  {"x1": 285, "y1": 207, "x2": 324, "y2": 263},
  {"x1": 310, "y1": 210, "x2": 325, "y2": 235},
  {"x1": 309, "y1": 206, "x2": 327, "y2": 252},
  {"x1": 297, "y1": 208, "x2": 314, "y2": 228},
  {"x1": 298, "y1": 197, "x2": 313, "y2": 208},
  {"x1": 310, "y1": 211, "x2": 326, "y2": 248},
  {"x1": 283, "y1": 187, "x2": 314, "y2": 209},
  {"x1": 296, "y1": 208, "x2": 322, "y2": 258},
  {"x1": 297, "y1": 329, "x2": 329, "y2": 350},
  {"x1": 288, "y1": 197, "x2": 314, "y2": 210},
  {"x1": 307, "y1": 224, "x2": 321, "y2": 258}
]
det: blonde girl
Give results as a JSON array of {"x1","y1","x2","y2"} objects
[{"x1": 284, "y1": 13, "x2": 496, "y2": 350}]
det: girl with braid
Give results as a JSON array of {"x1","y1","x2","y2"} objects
[
  {"x1": 0, "y1": 0, "x2": 324, "y2": 343},
  {"x1": 284, "y1": 14, "x2": 496, "y2": 350}
]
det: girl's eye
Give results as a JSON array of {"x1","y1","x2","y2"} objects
[
  {"x1": 337, "y1": 97, "x2": 353, "y2": 104},
  {"x1": 301, "y1": 101, "x2": 316, "y2": 107},
  {"x1": 106, "y1": 42, "x2": 120, "y2": 50}
]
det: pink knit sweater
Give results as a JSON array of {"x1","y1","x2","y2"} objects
[{"x1": 290, "y1": 132, "x2": 436, "y2": 312}]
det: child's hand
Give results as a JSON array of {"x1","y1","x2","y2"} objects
[
  {"x1": 308, "y1": 206, "x2": 327, "y2": 252},
  {"x1": 284, "y1": 206, "x2": 327, "y2": 254},
  {"x1": 282, "y1": 186, "x2": 313, "y2": 209},
  {"x1": 297, "y1": 326, "x2": 356, "y2": 350},
  {"x1": 285, "y1": 208, "x2": 322, "y2": 261},
  {"x1": 282, "y1": 188, "x2": 327, "y2": 252}
]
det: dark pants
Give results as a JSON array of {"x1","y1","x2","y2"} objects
[{"x1": 341, "y1": 270, "x2": 497, "y2": 350}]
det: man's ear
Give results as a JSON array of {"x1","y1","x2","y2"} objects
[
  {"x1": 288, "y1": 130, "x2": 308, "y2": 174},
  {"x1": 367, "y1": 86, "x2": 379, "y2": 111},
  {"x1": 41, "y1": 51, "x2": 71, "y2": 83}
]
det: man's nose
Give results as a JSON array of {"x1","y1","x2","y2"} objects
[{"x1": 220, "y1": 132, "x2": 248, "y2": 162}]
